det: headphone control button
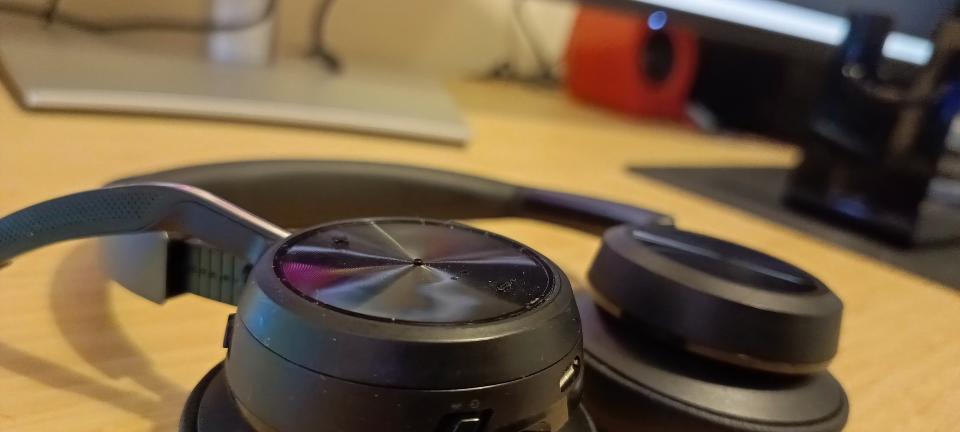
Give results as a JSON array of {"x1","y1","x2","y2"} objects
[
  {"x1": 442, "y1": 415, "x2": 483, "y2": 432},
  {"x1": 222, "y1": 313, "x2": 236, "y2": 350}
]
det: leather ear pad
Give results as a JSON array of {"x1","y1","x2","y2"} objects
[
  {"x1": 181, "y1": 362, "x2": 600, "y2": 432},
  {"x1": 588, "y1": 225, "x2": 842, "y2": 373},
  {"x1": 576, "y1": 294, "x2": 849, "y2": 432}
]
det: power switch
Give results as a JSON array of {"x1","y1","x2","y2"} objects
[
  {"x1": 222, "y1": 313, "x2": 236, "y2": 349},
  {"x1": 450, "y1": 417, "x2": 482, "y2": 432}
]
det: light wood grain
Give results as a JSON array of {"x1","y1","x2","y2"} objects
[{"x1": 1, "y1": 80, "x2": 958, "y2": 432}]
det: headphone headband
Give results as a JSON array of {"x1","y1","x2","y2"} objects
[
  {"x1": 110, "y1": 160, "x2": 671, "y2": 232},
  {"x1": 101, "y1": 160, "x2": 671, "y2": 304}
]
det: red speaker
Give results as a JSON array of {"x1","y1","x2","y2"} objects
[{"x1": 565, "y1": 6, "x2": 699, "y2": 121}]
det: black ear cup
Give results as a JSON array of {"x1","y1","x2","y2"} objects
[
  {"x1": 580, "y1": 225, "x2": 849, "y2": 431},
  {"x1": 588, "y1": 225, "x2": 843, "y2": 373},
  {"x1": 184, "y1": 218, "x2": 590, "y2": 432},
  {"x1": 577, "y1": 296, "x2": 848, "y2": 432}
]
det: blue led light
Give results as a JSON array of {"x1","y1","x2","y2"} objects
[
  {"x1": 648, "y1": 11, "x2": 668, "y2": 31},
  {"x1": 629, "y1": 0, "x2": 932, "y2": 64}
]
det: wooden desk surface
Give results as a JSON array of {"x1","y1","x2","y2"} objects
[{"x1": 0, "y1": 81, "x2": 958, "y2": 431}]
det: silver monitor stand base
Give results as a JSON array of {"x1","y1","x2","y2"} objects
[{"x1": 0, "y1": 25, "x2": 470, "y2": 144}]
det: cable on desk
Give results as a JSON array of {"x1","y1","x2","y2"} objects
[
  {"x1": 307, "y1": 0, "x2": 341, "y2": 73},
  {"x1": 42, "y1": 0, "x2": 61, "y2": 26},
  {"x1": 0, "y1": 0, "x2": 276, "y2": 33},
  {"x1": 487, "y1": 0, "x2": 563, "y2": 84},
  {"x1": 513, "y1": 0, "x2": 556, "y2": 81}
]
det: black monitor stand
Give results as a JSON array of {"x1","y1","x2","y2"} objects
[{"x1": 786, "y1": 13, "x2": 960, "y2": 246}]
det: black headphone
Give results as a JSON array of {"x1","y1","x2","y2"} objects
[{"x1": 0, "y1": 160, "x2": 847, "y2": 432}]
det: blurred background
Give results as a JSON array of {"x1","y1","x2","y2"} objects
[
  {"x1": 1, "y1": 0, "x2": 958, "y2": 284},
  {"x1": 2, "y1": 3, "x2": 960, "y2": 431}
]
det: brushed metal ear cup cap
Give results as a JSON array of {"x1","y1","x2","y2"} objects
[
  {"x1": 274, "y1": 219, "x2": 554, "y2": 324},
  {"x1": 587, "y1": 225, "x2": 843, "y2": 373},
  {"x1": 226, "y1": 218, "x2": 584, "y2": 431}
]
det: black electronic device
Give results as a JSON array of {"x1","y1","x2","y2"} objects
[
  {"x1": 0, "y1": 160, "x2": 848, "y2": 431},
  {"x1": 585, "y1": 0, "x2": 941, "y2": 140},
  {"x1": 787, "y1": 12, "x2": 960, "y2": 246}
]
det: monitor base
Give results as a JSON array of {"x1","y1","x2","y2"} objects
[{"x1": 0, "y1": 24, "x2": 469, "y2": 144}]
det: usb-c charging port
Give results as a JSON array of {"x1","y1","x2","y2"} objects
[{"x1": 559, "y1": 357, "x2": 580, "y2": 392}]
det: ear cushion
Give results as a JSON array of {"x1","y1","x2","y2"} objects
[
  {"x1": 181, "y1": 362, "x2": 256, "y2": 432},
  {"x1": 588, "y1": 225, "x2": 843, "y2": 373},
  {"x1": 577, "y1": 294, "x2": 849, "y2": 432},
  {"x1": 181, "y1": 362, "x2": 599, "y2": 432}
]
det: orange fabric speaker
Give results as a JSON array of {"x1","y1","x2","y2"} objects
[{"x1": 565, "y1": 6, "x2": 699, "y2": 121}]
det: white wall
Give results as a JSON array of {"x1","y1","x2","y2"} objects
[
  {"x1": 5, "y1": 0, "x2": 579, "y2": 78},
  {"x1": 278, "y1": 0, "x2": 578, "y2": 78}
]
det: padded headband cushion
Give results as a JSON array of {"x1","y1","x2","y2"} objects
[
  {"x1": 111, "y1": 160, "x2": 670, "y2": 233},
  {"x1": 112, "y1": 160, "x2": 518, "y2": 229},
  {"x1": 100, "y1": 160, "x2": 670, "y2": 305}
]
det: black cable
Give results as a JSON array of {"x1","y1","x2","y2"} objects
[
  {"x1": 0, "y1": 0, "x2": 275, "y2": 34},
  {"x1": 43, "y1": 0, "x2": 61, "y2": 26},
  {"x1": 488, "y1": 0, "x2": 561, "y2": 83},
  {"x1": 307, "y1": 0, "x2": 341, "y2": 73},
  {"x1": 512, "y1": 0, "x2": 556, "y2": 81}
]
